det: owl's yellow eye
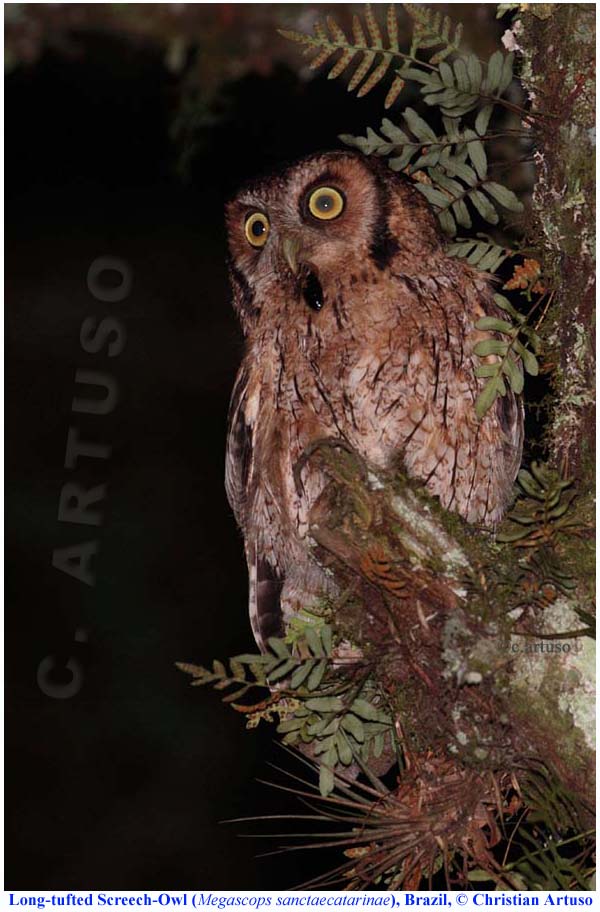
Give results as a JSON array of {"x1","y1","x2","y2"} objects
[
  {"x1": 245, "y1": 212, "x2": 270, "y2": 248},
  {"x1": 308, "y1": 186, "x2": 345, "y2": 221}
]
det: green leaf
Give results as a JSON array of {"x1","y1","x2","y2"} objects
[
  {"x1": 476, "y1": 364, "x2": 502, "y2": 378},
  {"x1": 336, "y1": 733, "x2": 354, "y2": 765},
  {"x1": 422, "y1": 87, "x2": 460, "y2": 107},
  {"x1": 496, "y1": 526, "x2": 530, "y2": 542},
  {"x1": 547, "y1": 500, "x2": 573, "y2": 519},
  {"x1": 502, "y1": 355, "x2": 524, "y2": 394},
  {"x1": 319, "y1": 762, "x2": 335, "y2": 797},
  {"x1": 442, "y1": 115, "x2": 461, "y2": 141},
  {"x1": 517, "y1": 470, "x2": 544, "y2": 499},
  {"x1": 469, "y1": 188, "x2": 499, "y2": 223},
  {"x1": 319, "y1": 716, "x2": 341, "y2": 738},
  {"x1": 277, "y1": 717, "x2": 304, "y2": 734},
  {"x1": 229, "y1": 658, "x2": 244, "y2": 677},
  {"x1": 403, "y1": 107, "x2": 437, "y2": 142},
  {"x1": 468, "y1": 869, "x2": 496, "y2": 882},
  {"x1": 341, "y1": 713, "x2": 365, "y2": 742},
  {"x1": 476, "y1": 316, "x2": 515, "y2": 334},
  {"x1": 429, "y1": 168, "x2": 464, "y2": 197},
  {"x1": 466, "y1": 242, "x2": 489, "y2": 264},
  {"x1": 484, "y1": 50, "x2": 504, "y2": 93},
  {"x1": 388, "y1": 147, "x2": 415, "y2": 171},
  {"x1": 475, "y1": 376, "x2": 505, "y2": 418},
  {"x1": 439, "y1": 61, "x2": 454, "y2": 87},
  {"x1": 438, "y1": 208, "x2": 457, "y2": 236},
  {"x1": 306, "y1": 696, "x2": 345, "y2": 712},
  {"x1": 465, "y1": 133, "x2": 488, "y2": 179},
  {"x1": 475, "y1": 104, "x2": 494, "y2": 136},
  {"x1": 465, "y1": 54, "x2": 483, "y2": 92},
  {"x1": 304, "y1": 625, "x2": 324, "y2": 657},
  {"x1": 453, "y1": 57, "x2": 470, "y2": 93},
  {"x1": 484, "y1": 181, "x2": 524, "y2": 212},
  {"x1": 398, "y1": 66, "x2": 440, "y2": 86},
  {"x1": 412, "y1": 149, "x2": 442, "y2": 170},
  {"x1": 473, "y1": 338, "x2": 509, "y2": 357},
  {"x1": 520, "y1": 325, "x2": 542, "y2": 354},
  {"x1": 497, "y1": 4, "x2": 520, "y2": 19},
  {"x1": 416, "y1": 183, "x2": 452, "y2": 209},
  {"x1": 268, "y1": 637, "x2": 290, "y2": 659},
  {"x1": 307, "y1": 660, "x2": 327, "y2": 691},
  {"x1": 477, "y1": 246, "x2": 507, "y2": 272},
  {"x1": 268, "y1": 658, "x2": 297, "y2": 682},
  {"x1": 452, "y1": 198, "x2": 472, "y2": 229},
  {"x1": 350, "y1": 698, "x2": 384, "y2": 721},
  {"x1": 380, "y1": 118, "x2": 410, "y2": 143},
  {"x1": 499, "y1": 52, "x2": 515, "y2": 93},
  {"x1": 494, "y1": 293, "x2": 522, "y2": 320},
  {"x1": 290, "y1": 659, "x2": 315, "y2": 689},
  {"x1": 514, "y1": 340, "x2": 540, "y2": 376},
  {"x1": 307, "y1": 717, "x2": 333, "y2": 737}
]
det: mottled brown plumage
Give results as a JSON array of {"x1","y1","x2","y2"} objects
[{"x1": 225, "y1": 151, "x2": 523, "y2": 649}]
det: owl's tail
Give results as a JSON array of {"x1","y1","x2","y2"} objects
[{"x1": 248, "y1": 547, "x2": 284, "y2": 651}]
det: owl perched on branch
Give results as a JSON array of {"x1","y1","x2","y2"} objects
[{"x1": 225, "y1": 151, "x2": 523, "y2": 650}]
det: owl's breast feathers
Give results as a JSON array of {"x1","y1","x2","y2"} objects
[{"x1": 225, "y1": 259, "x2": 523, "y2": 648}]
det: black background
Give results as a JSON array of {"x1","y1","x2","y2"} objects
[{"x1": 5, "y1": 18, "x2": 394, "y2": 891}]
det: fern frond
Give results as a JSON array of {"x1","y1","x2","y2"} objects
[
  {"x1": 405, "y1": 4, "x2": 464, "y2": 62},
  {"x1": 341, "y1": 109, "x2": 523, "y2": 238},
  {"x1": 471, "y1": 293, "x2": 540, "y2": 418},
  {"x1": 421, "y1": 51, "x2": 515, "y2": 117},
  {"x1": 447, "y1": 236, "x2": 512, "y2": 273},
  {"x1": 280, "y1": 6, "x2": 410, "y2": 103},
  {"x1": 497, "y1": 463, "x2": 580, "y2": 546}
]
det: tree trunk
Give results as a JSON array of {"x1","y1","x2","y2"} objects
[{"x1": 518, "y1": 3, "x2": 595, "y2": 476}]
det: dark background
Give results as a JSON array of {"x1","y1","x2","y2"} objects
[{"x1": 5, "y1": 3, "x2": 508, "y2": 889}]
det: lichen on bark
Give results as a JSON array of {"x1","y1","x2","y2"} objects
[{"x1": 517, "y1": 3, "x2": 595, "y2": 477}]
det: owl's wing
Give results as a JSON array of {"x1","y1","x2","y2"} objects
[
  {"x1": 379, "y1": 272, "x2": 523, "y2": 526},
  {"x1": 225, "y1": 365, "x2": 252, "y2": 528},
  {"x1": 493, "y1": 364, "x2": 524, "y2": 487},
  {"x1": 225, "y1": 365, "x2": 285, "y2": 649}
]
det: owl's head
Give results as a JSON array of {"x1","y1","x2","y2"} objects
[{"x1": 225, "y1": 150, "x2": 441, "y2": 332}]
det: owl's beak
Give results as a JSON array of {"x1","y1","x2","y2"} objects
[{"x1": 281, "y1": 236, "x2": 302, "y2": 275}]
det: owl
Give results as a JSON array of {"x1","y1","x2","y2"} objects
[{"x1": 225, "y1": 151, "x2": 523, "y2": 650}]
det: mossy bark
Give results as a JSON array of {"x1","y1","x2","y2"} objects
[{"x1": 517, "y1": 4, "x2": 595, "y2": 477}]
